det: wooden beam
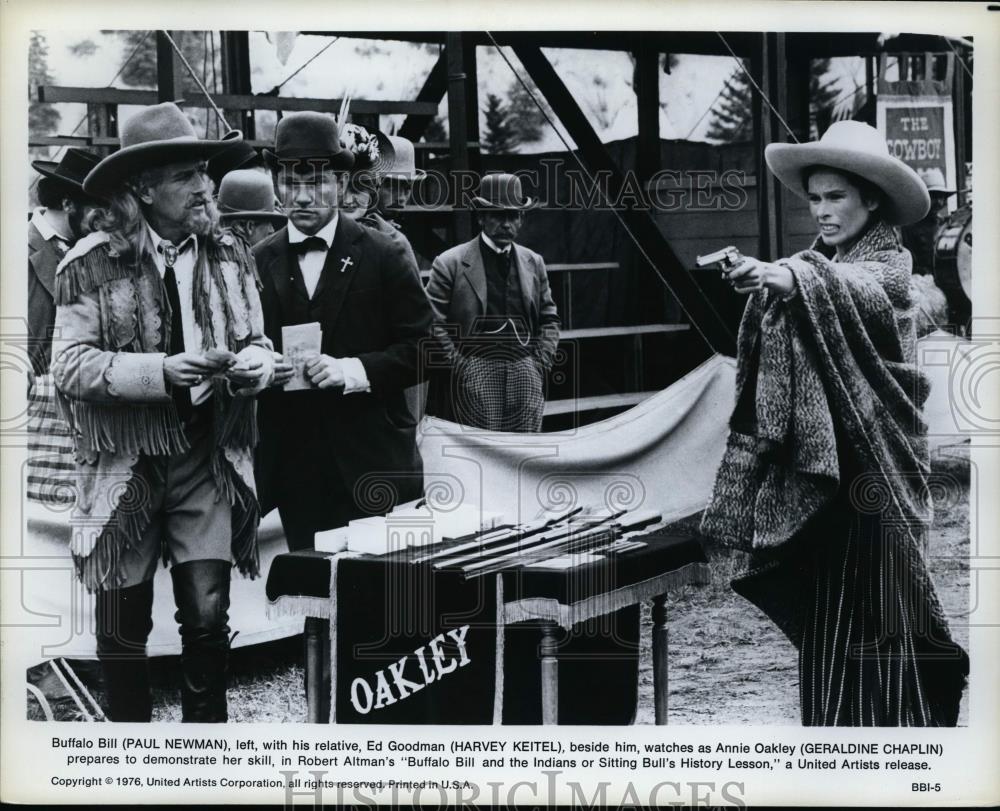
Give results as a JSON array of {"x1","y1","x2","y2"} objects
[
  {"x1": 767, "y1": 32, "x2": 788, "y2": 260},
  {"x1": 37, "y1": 86, "x2": 438, "y2": 115},
  {"x1": 635, "y1": 39, "x2": 660, "y2": 182},
  {"x1": 398, "y1": 51, "x2": 448, "y2": 141},
  {"x1": 220, "y1": 31, "x2": 255, "y2": 139},
  {"x1": 156, "y1": 31, "x2": 187, "y2": 103},
  {"x1": 511, "y1": 44, "x2": 735, "y2": 355},
  {"x1": 463, "y1": 34, "x2": 482, "y2": 173},
  {"x1": 446, "y1": 33, "x2": 472, "y2": 243}
]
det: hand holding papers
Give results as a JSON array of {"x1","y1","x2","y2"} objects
[{"x1": 281, "y1": 322, "x2": 322, "y2": 391}]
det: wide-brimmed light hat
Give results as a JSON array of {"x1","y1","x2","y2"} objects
[
  {"x1": 217, "y1": 169, "x2": 286, "y2": 226},
  {"x1": 918, "y1": 167, "x2": 956, "y2": 196},
  {"x1": 471, "y1": 173, "x2": 539, "y2": 211},
  {"x1": 383, "y1": 135, "x2": 426, "y2": 181},
  {"x1": 83, "y1": 102, "x2": 242, "y2": 198},
  {"x1": 764, "y1": 120, "x2": 930, "y2": 225}
]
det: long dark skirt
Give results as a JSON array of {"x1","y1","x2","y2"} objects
[{"x1": 733, "y1": 502, "x2": 968, "y2": 727}]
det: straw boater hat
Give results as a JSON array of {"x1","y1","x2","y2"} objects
[
  {"x1": 471, "y1": 173, "x2": 539, "y2": 211},
  {"x1": 384, "y1": 135, "x2": 426, "y2": 181},
  {"x1": 262, "y1": 111, "x2": 355, "y2": 170},
  {"x1": 32, "y1": 148, "x2": 105, "y2": 200},
  {"x1": 764, "y1": 120, "x2": 930, "y2": 226},
  {"x1": 83, "y1": 102, "x2": 242, "y2": 198},
  {"x1": 216, "y1": 169, "x2": 286, "y2": 227}
]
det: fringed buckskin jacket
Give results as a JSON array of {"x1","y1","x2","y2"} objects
[{"x1": 51, "y1": 227, "x2": 273, "y2": 590}]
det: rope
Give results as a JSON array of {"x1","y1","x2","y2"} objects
[
  {"x1": 270, "y1": 36, "x2": 340, "y2": 93},
  {"x1": 160, "y1": 30, "x2": 232, "y2": 132},
  {"x1": 715, "y1": 32, "x2": 800, "y2": 144},
  {"x1": 484, "y1": 32, "x2": 730, "y2": 354}
]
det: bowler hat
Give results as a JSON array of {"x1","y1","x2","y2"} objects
[
  {"x1": 263, "y1": 111, "x2": 354, "y2": 170},
  {"x1": 83, "y1": 102, "x2": 242, "y2": 198},
  {"x1": 471, "y1": 173, "x2": 539, "y2": 211},
  {"x1": 32, "y1": 149, "x2": 105, "y2": 199},
  {"x1": 217, "y1": 169, "x2": 287, "y2": 227},
  {"x1": 208, "y1": 140, "x2": 263, "y2": 187},
  {"x1": 384, "y1": 135, "x2": 426, "y2": 181},
  {"x1": 765, "y1": 120, "x2": 929, "y2": 226}
]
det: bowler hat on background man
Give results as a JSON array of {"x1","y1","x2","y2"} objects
[
  {"x1": 217, "y1": 169, "x2": 287, "y2": 227},
  {"x1": 262, "y1": 111, "x2": 354, "y2": 170},
  {"x1": 83, "y1": 102, "x2": 242, "y2": 198},
  {"x1": 384, "y1": 135, "x2": 426, "y2": 181},
  {"x1": 471, "y1": 173, "x2": 539, "y2": 211},
  {"x1": 207, "y1": 140, "x2": 263, "y2": 188},
  {"x1": 32, "y1": 149, "x2": 105, "y2": 200}
]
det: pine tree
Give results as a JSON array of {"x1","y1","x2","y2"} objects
[
  {"x1": 506, "y1": 76, "x2": 550, "y2": 147},
  {"x1": 704, "y1": 62, "x2": 754, "y2": 143},
  {"x1": 29, "y1": 32, "x2": 61, "y2": 158},
  {"x1": 705, "y1": 58, "x2": 847, "y2": 143},
  {"x1": 482, "y1": 93, "x2": 518, "y2": 154}
]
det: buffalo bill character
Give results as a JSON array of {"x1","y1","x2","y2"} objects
[
  {"x1": 51, "y1": 102, "x2": 274, "y2": 723},
  {"x1": 254, "y1": 111, "x2": 432, "y2": 552}
]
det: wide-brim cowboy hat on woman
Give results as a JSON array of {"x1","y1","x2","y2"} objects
[
  {"x1": 83, "y1": 102, "x2": 242, "y2": 198},
  {"x1": 764, "y1": 120, "x2": 930, "y2": 226}
]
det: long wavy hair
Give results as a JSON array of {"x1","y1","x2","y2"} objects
[{"x1": 93, "y1": 166, "x2": 224, "y2": 261}]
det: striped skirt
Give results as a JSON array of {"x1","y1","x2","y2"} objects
[
  {"x1": 799, "y1": 506, "x2": 968, "y2": 726},
  {"x1": 26, "y1": 374, "x2": 76, "y2": 505}
]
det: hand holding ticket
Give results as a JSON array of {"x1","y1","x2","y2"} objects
[{"x1": 281, "y1": 323, "x2": 323, "y2": 391}]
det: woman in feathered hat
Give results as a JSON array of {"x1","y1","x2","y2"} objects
[{"x1": 700, "y1": 121, "x2": 968, "y2": 726}]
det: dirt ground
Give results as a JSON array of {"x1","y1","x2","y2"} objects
[
  {"x1": 32, "y1": 458, "x2": 970, "y2": 726},
  {"x1": 634, "y1": 454, "x2": 971, "y2": 725}
]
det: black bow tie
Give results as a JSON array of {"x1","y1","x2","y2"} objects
[{"x1": 293, "y1": 236, "x2": 329, "y2": 256}]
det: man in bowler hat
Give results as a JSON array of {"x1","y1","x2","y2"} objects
[
  {"x1": 426, "y1": 173, "x2": 559, "y2": 431},
  {"x1": 254, "y1": 112, "x2": 432, "y2": 552}
]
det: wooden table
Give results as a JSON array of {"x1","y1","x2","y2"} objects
[{"x1": 265, "y1": 532, "x2": 708, "y2": 724}]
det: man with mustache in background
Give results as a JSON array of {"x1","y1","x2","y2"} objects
[
  {"x1": 51, "y1": 102, "x2": 274, "y2": 723},
  {"x1": 426, "y1": 173, "x2": 559, "y2": 432}
]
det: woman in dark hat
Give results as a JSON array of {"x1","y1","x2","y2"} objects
[{"x1": 700, "y1": 121, "x2": 968, "y2": 726}]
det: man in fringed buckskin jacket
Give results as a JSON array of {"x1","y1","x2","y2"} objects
[{"x1": 51, "y1": 102, "x2": 274, "y2": 723}]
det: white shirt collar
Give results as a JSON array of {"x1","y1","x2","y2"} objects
[
  {"x1": 480, "y1": 231, "x2": 512, "y2": 255},
  {"x1": 144, "y1": 219, "x2": 198, "y2": 256},
  {"x1": 287, "y1": 213, "x2": 339, "y2": 248},
  {"x1": 30, "y1": 207, "x2": 71, "y2": 244}
]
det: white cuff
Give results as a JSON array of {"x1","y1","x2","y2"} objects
[{"x1": 340, "y1": 356, "x2": 371, "y2": 394}]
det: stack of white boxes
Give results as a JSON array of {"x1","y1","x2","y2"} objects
[{"x1": 314, "y1": 501, "x2": 506, "y2": 555}]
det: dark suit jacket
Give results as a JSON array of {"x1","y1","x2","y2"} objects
[
  {"x1": 254, "y1": 215, "x2": 432, "y2": 518},
  {"x1": 425, "y1": 236, "x2": 560, "y2": 370},
  {"x1": 28, "y1": 221, "x2": 62, "y2": 376}
]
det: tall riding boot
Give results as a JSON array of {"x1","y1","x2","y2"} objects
[
  {"x1": 171, "y1": 560, "x2": 232, "y2": 723},
  {"x1": 95, "y1": 580, "x2": 155, "y2": 722}
]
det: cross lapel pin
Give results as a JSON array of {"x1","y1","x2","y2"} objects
[{"x1": 339, "y1": 256, "x2": 354, "y2": 274}]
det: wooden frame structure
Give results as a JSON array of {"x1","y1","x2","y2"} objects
[{"x1": 31, "y1": 29, "x2": 972, "y2": 410}]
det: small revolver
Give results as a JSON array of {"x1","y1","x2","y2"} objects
[{"x1": 695, "y1": 246, "x2": 743, "y2": 271}]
